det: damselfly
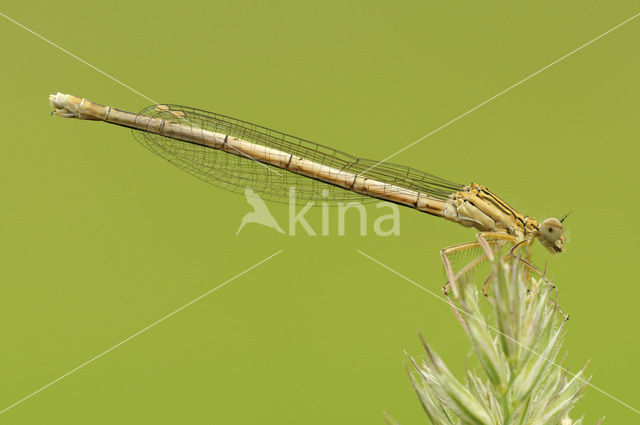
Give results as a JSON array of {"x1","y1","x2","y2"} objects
[{"x1": 49, "y1": 93, "x2": 567, "y2": 290}]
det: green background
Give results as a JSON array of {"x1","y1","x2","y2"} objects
[{"x1": 1, "y1": 1, "x2": 638, "y2": 423}]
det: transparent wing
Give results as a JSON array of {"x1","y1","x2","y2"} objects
[{"x1": 131, "y1": 104, "x2": 463, "y2": 205}]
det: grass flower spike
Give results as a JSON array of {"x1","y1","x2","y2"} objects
[{"x1": 405, "y1": 257, "x2": 598, "y2": 425}]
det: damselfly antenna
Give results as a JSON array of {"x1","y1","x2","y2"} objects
[{"x1": 560, "y1": 210, "x2": 573, "y2": 223}]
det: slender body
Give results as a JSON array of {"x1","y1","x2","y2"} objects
[{"x1": 48, "y1": 93, "x2": 566, "y2": 254}]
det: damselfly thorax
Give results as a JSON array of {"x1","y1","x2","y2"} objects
[
  {"x1": 48, "y1": 93, "x2": 568, "y2": 280},
  {"x1": 442, "y1": 183, "x2": 565, "y2": 253}
]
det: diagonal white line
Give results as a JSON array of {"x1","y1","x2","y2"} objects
[
  {"x1": 356, "y1": 249, "x2": 640, "y2": 416},
  {"x1": 0, "y1": 250, "x2": 283, "y2": 416},
  {"x1": 0, "y1": 10, "x2": 283, "y2": 177},
  {"x1": 0, "y1": 11, "x2": 155, "y2": 104},
  {"x1": 361, "y1": 11, "x2": 640, "y2": 174}
]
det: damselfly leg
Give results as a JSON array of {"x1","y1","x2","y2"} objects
[
  {"x1": 441, "y1": 235, "x2": 568, "y2": 318},
  {"x1": 441, "y1": 233, "x2": 542, "y2": 297},
  {"x1": 441, "y1": 232, "x2": 514, "y2": 297}
]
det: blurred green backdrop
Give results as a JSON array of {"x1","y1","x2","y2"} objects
[{"x1": 1, "y1": 1, "x2": 638, "y2": 423}]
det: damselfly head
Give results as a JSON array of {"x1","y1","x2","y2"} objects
[{"x1": 538, "y1": 218, "x2": 566, "y2": 253}]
